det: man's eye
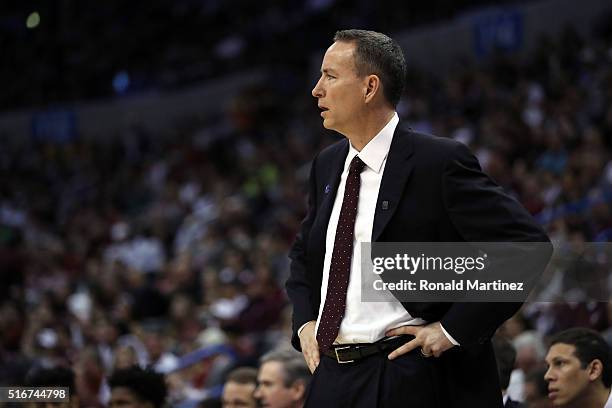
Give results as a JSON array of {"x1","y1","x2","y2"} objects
[{"x1": 326, "y1": 74, "x2": 335, "y2": 79}]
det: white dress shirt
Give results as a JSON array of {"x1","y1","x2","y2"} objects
[
  {"x1": 313, "y1": 113, "x2": 426, "y2": 344},
  {"x1": 300, "y1": 113, "x2": 459, "y2": 345},
  {"x1": 604, "y1": 389, "x2": 612, "y2": 408}
]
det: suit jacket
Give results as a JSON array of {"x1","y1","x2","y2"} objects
[
  {"x1": 505, "y1": 397, "x2": 527, "y2": 408},
  {"x1": 286, "y1": 125, "x2": 551, "y2": 407}
]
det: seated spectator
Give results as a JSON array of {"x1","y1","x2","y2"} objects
[
  {"x1": 108, "y1": 366, "x2": 167, "y2": 408},
  {"x1": 222, "y1": 367, "x2": 258, "y2": 408},
  {"x1": 544, "y1": 328, "x2": 611, "y2": 408},
  {"x1": 524, "y1": 367, "x2": 553, "y2": 408},
  {"x1": 113, "y1": 344, "x2": 140, "y2": 371},
  {"x1": 75, "y1": 347, "x2": 108, "y2": 407},
  {"x1": 25, "y1": 366, "x2": 79, "y2": 408},
  {"x1": 493, "y1": 336, "x2": 526, "y2": 408},
  {"x1": 254, "y1": 349, "x2": 309, "y2": 408}
]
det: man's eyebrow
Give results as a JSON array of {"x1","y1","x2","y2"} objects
[
  {"x1": 547, "y1": 356, "x2": 569, "y2": 363},
  {"x1": 322, "y1": 68, "x2": 338, "y2": 75}
]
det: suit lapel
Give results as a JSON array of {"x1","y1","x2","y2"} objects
[
  {"x1": 319, "y1": 140, "x2": 348, "y2": 225},
  {"x1": 310, "y1": 140, "x2": 349, "y2": 259},
  {"x1": 372, "y1": 126, "x2": 415, "y2": 242}
]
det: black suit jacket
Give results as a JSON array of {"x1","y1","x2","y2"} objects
[
  {"x1": 286, "y1": 125, "x2": 551, "y2": 407},
  {"x1": 505, "y1": 397, "x2": 527, "y2": 408}
]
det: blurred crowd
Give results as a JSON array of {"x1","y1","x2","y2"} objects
[
  {"x1": 2, "y1": 7, "x2": 612, "y2": 408},
  {"x1": 2, "y1": 0, "x2": 517, "y2": 111}
]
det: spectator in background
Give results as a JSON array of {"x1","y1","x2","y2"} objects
[
  {"x1": 524, "y1": 368, "x2": 553, "y2": 408},
  {"x1": 140, "y1": 321, "x2": 179, "y2": 373},
  {"x1": 113, "y1": 344, "x2": 140, "y2": 371},
  {"x1": 25, "y1": 366, "x2": 79, "y2": 408},
  {"x1": 108, "y1": 366, "x2": 167, "y2": 408},
  {"x1": 254, "y1": 349, "x2": 309, "y2": 408},
  {"x1": 493, "y1": 336, "x2": 526, "y2": 408},
  {"x1": 544, "y1": 328, "x2": 612, "y2": 408},
  {"x1": 514, "y1": 330, "x2": 548, "y2": 385},
  {"x1": 221, "y1": 367, "x2": 258, "y2": 408},
  {"x1": 75, "y1": 346, "x2": 108, "y2": 407}
]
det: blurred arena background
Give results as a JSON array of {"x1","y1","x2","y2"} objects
[{"x1": 2, "y1": 0, "x2": 612, "y2": 406}]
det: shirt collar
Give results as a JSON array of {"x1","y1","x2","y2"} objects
[{"x1": 348, "y1": 112, "x2": 399, "y2": 174}]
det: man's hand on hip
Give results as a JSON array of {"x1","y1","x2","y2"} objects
[
  {"x1": 299, "y1": 320, "x2": 320, "y2": 373},
  {"x1": 385, "y1": 322, "x2": 455, "y2": 359}
]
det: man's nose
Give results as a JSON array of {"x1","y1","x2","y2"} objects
[
  {"x1": 312, "y1": 78, "x2": 324, "y2": 98},
  {"x1": 544, "y1": 367, "x2": 553, "y2": 382}
]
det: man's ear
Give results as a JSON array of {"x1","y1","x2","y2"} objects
[
  {"x1": 290, "y1": 379, "x2": 306, "y2": 402},
  {"x1": 364, "y1": 74, "x2": 381, "y2": 103},
  {"x1": 587, "y1": 359, "x2": 604, "y2": 382}
]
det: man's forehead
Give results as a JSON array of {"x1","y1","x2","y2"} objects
[
  {"x1": 225, "y1": 381, "x2": 255, "y2": 391},
  {"x1": 327, "y1": 40, "x2": 355, "y2": 53},
  {"x1": 322, "y1": 41, "x2": 356, "y2": 67},
  {"x1": 259, "y1": 361, "x2": 283, "y2": 379},
  {"x1": 546, "y1": 343, "x2": 577, "y2": 360}
]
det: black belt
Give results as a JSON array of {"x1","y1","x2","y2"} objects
[{"x1": 323, "y1": 335, "x2": 414, "y2": 364}]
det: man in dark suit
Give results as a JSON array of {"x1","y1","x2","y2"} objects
[{"x1": 286, "y1": 29, "x2": 551, "y2": 407}]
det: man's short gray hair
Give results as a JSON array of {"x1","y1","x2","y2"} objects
[
  {"x1": 333, "y1": 29, "x2": 406, "y2": 108},
  {"x1": 259, "y1": 348, "x2": 311, "y2": 388}
]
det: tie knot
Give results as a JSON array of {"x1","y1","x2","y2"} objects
[{"x1": 349, "y1": 155, "x2": 366, "y2": 175}]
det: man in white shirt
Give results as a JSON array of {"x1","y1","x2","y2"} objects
[{"x1": 545, "y1": 328, "x2": 612, "y2": 408}]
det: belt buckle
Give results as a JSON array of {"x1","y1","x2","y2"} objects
[{"x1": 334, "y1": 346, "x2": 354, "y2": 364}]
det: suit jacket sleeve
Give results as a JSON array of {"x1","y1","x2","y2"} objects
[
  {"x1": 286, "y1": 153, "x2": 320, "y2": 351},
  {"x1": 439, "y1": 142, "x2": 552, "y2": 346}
]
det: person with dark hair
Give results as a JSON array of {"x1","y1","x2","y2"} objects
[
  {"x1": 108, "y1": 367, "x2": 167, "y2": 408},
  {"x1": 544, "y1": 328, "x2": 612, "y2": 407},
  {"x1": 254, "y1": 349, "x2": 310, "y2": 408},
  {"x1": 524, "y1": 368, "x2": 553, "y2": 408},
  {"x1": 286, "y1": 28, "x2": 551, "y2": 407},
  {"x1": 25, "y1": 366, "x2": 79, "y2": 408},
  {"x1": 493, "y1": 336, "x2": 526, "y2": 408},
  {"x1": 222, "y1": 367, "x2": 258, "y2": 408}
]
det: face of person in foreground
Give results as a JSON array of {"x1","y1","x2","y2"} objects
[
  {"x1": 222, "y1": 381, "x2": 257, "y2": 408},
  {"x1": 254, "y1": 361, "x2": 302, "y2": 408},
  {"x1": 544, "y1": 343, "x2": 602, "y2": 407},
  {"x1": 312, "y1": 41, "x2": 368, "y2": 136},
  {"x1": 109, "y1": 387, "x2": 153, "y2": 408}
]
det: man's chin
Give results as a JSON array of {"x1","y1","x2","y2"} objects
[
  {"x1": 321, "y1": 119, "x2": 338, "y2": 132},
  {"x1": 548, "y1": 394, "x2": 565, "y2": 407}
]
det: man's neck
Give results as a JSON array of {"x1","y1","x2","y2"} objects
[
  {"x1": 345, "y1": 109, "x2": 395, "y2": 151},
  {"x1": 564, "y1": 386, "x2": 611, "y2": 408}
]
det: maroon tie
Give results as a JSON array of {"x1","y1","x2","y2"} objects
[{"x1": 317, "y1": 155, "x2": 366, "y2": 351}]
